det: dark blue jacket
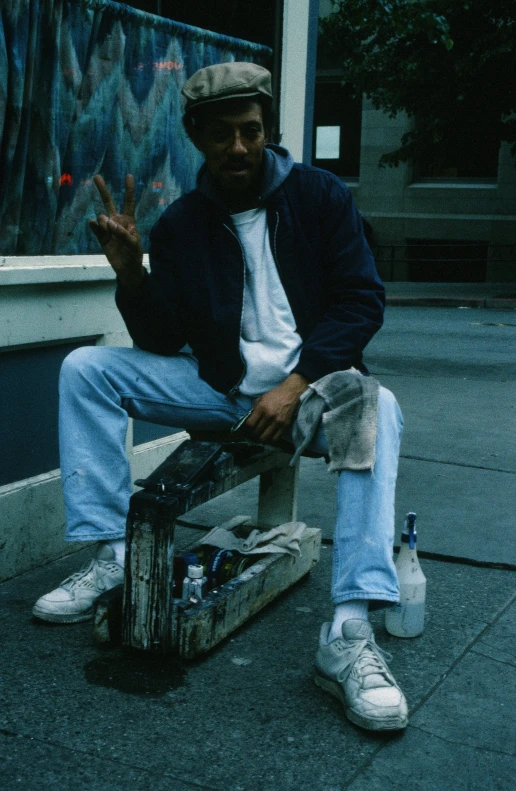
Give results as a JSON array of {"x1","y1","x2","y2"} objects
[{"x1": 116, "y1": 145, "x2": 385, "y2": 395}]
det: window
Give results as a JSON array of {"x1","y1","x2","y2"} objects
[
  {"x1": 312, "y1": 80, "x2": 362, "y2": 180},
  {"x1": 414, "y1": 132, "x2": 499, "y2": 181},
  {"x1": 406, "y1": 239, "x2": 488, "y2": 282},
  {"x1": 128, "y1": 1, "x2": 277, "y2": 48}
]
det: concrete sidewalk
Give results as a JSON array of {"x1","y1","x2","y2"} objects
[
  {"x1": 1, "y1": 305, "x2": 515, "y2": 791},
  {"x1": 1, "y1": 546, "x2": 515, "y2": 791}
]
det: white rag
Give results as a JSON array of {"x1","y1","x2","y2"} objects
[
  {"x1": 290, "y1": 370, "x2": 379, "y2": 472},
  {"x1": 200, "y1": 521, "x2": 309, "y2": 558}
]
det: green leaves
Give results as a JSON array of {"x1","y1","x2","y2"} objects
[{"x1": 319, "y1": 0, "x2": 516, "y2": 168}]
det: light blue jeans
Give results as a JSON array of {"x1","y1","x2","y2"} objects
[{"x1": 59, "y1": 346, "x2": 402, "y2": 607}]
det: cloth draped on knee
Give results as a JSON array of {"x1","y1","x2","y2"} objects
[{"x1": 290, "y1": 370, "x2": 379, "y2": 472}]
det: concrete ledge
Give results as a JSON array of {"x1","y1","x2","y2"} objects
[{"x1": 0, "y1": 255, "x2": 150, "y2": 286}]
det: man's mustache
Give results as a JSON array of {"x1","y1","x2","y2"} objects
[{"x1": 224, "y1": 160, "x2": 251, "y2": 169}]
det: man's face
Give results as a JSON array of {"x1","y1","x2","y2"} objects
[{"x1": 191, "y1": 100, "x2": 268, "y2": 199}]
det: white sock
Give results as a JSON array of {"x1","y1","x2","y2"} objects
[
  {"x1": 106, "y1": 538, "x2": 126, "y2": 567},
  {"x1": 328, "y1": 600, "x2": 369, "y2": 642}
]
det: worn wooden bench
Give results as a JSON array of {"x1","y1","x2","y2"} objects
[{"x1": 94, "y1": 434, "x2": 322, "y2": 658}]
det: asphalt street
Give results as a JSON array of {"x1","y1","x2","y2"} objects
[{"x1": 1, "y1": 304, "x2": 515, "y2": 791}]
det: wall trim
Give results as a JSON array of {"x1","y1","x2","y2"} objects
[
  {"x1": 364, "y1": 211, "x2": 516, "y2": 222},
  {"x1": 408, "y1": 183, "x2": 498, "y2": 191}
]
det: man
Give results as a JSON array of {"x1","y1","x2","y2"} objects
[{"x1": 33, "y1": 62, "x2": 408, "y2": 731}]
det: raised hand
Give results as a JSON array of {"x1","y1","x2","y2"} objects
[{"x1": 89, "y1": 174, "x2": 144, "y2": 293}]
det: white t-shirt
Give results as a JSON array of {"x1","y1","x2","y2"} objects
[{"x1": 231, "y1": 207, "x2": 302, "y2": 396}]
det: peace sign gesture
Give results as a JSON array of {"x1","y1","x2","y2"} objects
[{"x1": 89, "y1": 174, "x2": 145, "y2": 293}]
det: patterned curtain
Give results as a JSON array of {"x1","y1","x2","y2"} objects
[{"x1": 0, "y1": 0, "x2": 271, "y2": 255}]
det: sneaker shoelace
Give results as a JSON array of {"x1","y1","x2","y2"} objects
[
  {"x1": 60, "y1": 559, "x2": 98, "y2": 591},
  {"x1": 334, "y1": 638, "x2": 393, "y2": 686},
  {"x1": 59, "y1": 557, "x2": 120, "y2": 592}
]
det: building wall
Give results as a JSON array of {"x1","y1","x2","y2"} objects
[{"x1": 354, "y1": 100, "x2": 516, "y2": 282}]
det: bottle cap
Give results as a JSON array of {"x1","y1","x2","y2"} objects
[
  {"x1": 187, "y1": 564, "x2": 204, "y2": 579},
  {"x1": 183, "y1": 552, "x2": 198, "y2": 567}
]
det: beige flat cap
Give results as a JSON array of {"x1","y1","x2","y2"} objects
[{"x1": 182, "y1": 62, "x2": 272, "y2": 113}]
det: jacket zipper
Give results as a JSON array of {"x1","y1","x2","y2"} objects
[
  {"x1": 271, "y1": 211, "x2": 282, "y2": 277},
  {"x1": 224, "y1": 222, "x2": 248, "y2": 396}
]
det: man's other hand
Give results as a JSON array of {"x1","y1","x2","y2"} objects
[
  {"x1": 89, "y1": 174, "x2": 144, "y2": 294},
  {"x1": 245, "y1": 373, "x2": 310, "y2": 444}
]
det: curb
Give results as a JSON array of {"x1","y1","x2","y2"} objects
[
  {"x1": 485, "y1": 297, "x2": 516, "y2": 309},
  {"x1": 386, "y1": 296, "x2": 516, "y2": 309}
]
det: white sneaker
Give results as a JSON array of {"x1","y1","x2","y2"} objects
[
  {"x1": 314, "y1": 619, "x2": 408, "y2": 731},
  {"x1": 32, "y1": 544, "x2": 124, "y2": 623}
]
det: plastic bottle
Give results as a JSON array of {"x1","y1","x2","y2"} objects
[
  {"x1": 173, "y1": 553, "x2": 199, "y2": 598},
  {"x1": 181, "y1": 564, "x2": 207, "y2": 604},
  {"x1": 385, "y1": 512, "x2": 426, "y2": 637}
]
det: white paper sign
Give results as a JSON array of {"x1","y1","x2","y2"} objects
[{"x1": 315, "y1": 126, "x2": 340, "y2": 159}]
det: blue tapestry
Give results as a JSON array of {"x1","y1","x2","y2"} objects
[{"x1": 0, "y1": 0, "x2": 271, "y2": 255}]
